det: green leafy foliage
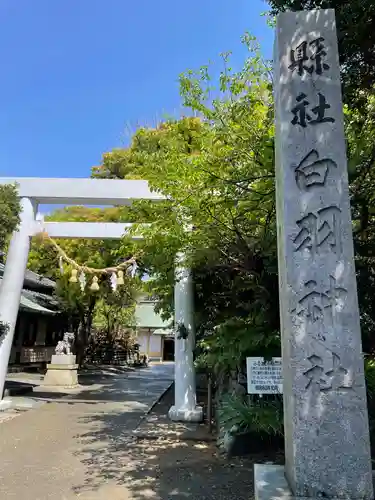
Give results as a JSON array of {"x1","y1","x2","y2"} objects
[
  {"x1": 267, "y1": 0, "x2": 375, "y2": 107},
  {"x1": 344, "y1": 94, "x2": 375, "y2": 354},
  {"x1": 92, "y1": 37, "x2": 279, "y2": 378},
  {"x1": 218, "y1": 392, "x2": 283, "y2": 436},
  {"x1": 0, "y1": 184, "x2": 20, "y2": 254},
  {"x1": 28, "y1": 206, "x2": 140, "y2": 364},
  {"x1": 93, "y1": 286, "x2": 137, "y2": 342}
]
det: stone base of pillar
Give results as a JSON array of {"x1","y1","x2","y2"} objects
[
  {"x1": 168, "y1": 405, "x2": 203, "y2": 422},
  {"x1": 254, "y1": 464, "x2": 293, "y2": 499},
  {"x1": 254, "y1": 464, "x2": 360, "y2": 499}
]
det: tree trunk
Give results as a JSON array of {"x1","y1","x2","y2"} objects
[{"x1": 75, "y1": 297, "x2": 96, "y2": 367}]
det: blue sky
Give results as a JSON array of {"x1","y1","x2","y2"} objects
[{"x1": 0, "y1": 0, "x2": 273, "y2": 180}]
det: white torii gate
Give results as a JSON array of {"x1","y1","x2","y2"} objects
[{"x1": 0, "y1": 177, "x2": 203, "y2": 422}]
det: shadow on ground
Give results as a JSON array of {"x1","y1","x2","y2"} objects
[
  {"x1": 26, "y1": 365, "x2": 173, "y2": 406},
  {"x1": 71, "y1": 386, "x2": 283, "y2": 500}
]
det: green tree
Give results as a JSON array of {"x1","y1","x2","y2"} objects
[
  {"x1": 267, "y1": 0, "x2": 375, "y2": 106},
  {"x1": 28, "y1": 205, "x2": 139, "y2": 364},
  {"x1": 92, "y1": 285, "x2": 137, "y2": 363},
  {"x1": 0, "y1": 184, "x2": 20, "y2": 255},
  {"x1": 344, "y1": 94, "x2": 375, "y2": 355},
  {"x1": 93, "y1": 38, "x2": 280, "y2": 378},
  {"x1": 94, "y1": 288, "x2": 136, "y2": 342}
]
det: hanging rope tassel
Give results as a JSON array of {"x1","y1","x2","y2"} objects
[
  {"x1": 37, "y1": 231, "x2": 141, "y2": 292},
  {"x1": 117, "y1": 270, "x2": 124, "y2": 286},
  {"x1": 90, "y1": 276, "x2": 100, "y2": 291},
  {"x1": 70, "y1": 269, "x2": 78, "y2": 283}
]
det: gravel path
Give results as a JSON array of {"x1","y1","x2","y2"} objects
[
  {"x1": 129, "y1": 384, "x2": 283, "y2": 500},
  {"x1": 0, "y1": 364, "x2": 174, "y2": 499},
  {"x1": 0, "y1": 364, "x2": 282, "y2": 499}
]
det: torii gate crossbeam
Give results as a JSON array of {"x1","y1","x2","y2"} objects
[{"x1": 33, "y1": 221, "x2": 146, "y2": 239}]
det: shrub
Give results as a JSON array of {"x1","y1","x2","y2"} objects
[{"x1": 218, "y1": 392, "x2": 283, "y2": 437}]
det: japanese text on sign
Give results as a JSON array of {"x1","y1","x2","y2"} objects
[{"x1": 246, "y1": 357, "x2": 283, "y2": 394}]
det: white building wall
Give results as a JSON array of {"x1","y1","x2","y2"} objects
[
  {"x1": 137, "y1": 333, "x2": 148, "y2": 354},
  {"x1": 149, "y1": 334, "x2": 162, "y2": 355}
]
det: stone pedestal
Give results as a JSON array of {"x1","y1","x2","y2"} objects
[
  {"x1": 260, "y1": 8, "x2": 374, "y2": 499},
  {"x1": 44, "y1": 354, "x2": 78, "y2": 387},
  {"x1": 50, "y1": 354, "x2": 76, "y2": 365}
]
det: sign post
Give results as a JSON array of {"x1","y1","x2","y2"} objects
[{"x1": 246, "y1": 357, "x2": 283, "y2": 395}]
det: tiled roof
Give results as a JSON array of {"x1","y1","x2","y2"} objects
[
  {"x1": 24, "y1": 269, "x2": 56, "y2": 289},
  {"x1": 0, "y1": 263, "x2": 56, "y2": 289},
  {"x1": 0, "y1": 263, "x2": 57, "y2": 315},
  {"x1": 19, "y1": 294, "x2": 56, "y2": 315},
  {"x1": 0, "y1": 278, "x2": 56, "y2": 315},
  {"x1": 134, "y1": 302, "x2": 171, "y2": 329},
  {"x1": 22, "y1": 289, "x2": 59, "y2": 309}
]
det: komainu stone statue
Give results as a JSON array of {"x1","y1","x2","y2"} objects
[
  {"x1": 45, "y1": 331, "x2": 78, "y2": 387},
  {"x1": 55, "y1": 331, "x2": 75, "y2": 355}
]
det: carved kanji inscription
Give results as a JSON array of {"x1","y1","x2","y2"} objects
[
  {"x1": 294, "y1": 150, "x2": 337, "y2": 191},
  {"x1": 303, "y1": 352, "x2": 353, "y2": 393},
  {"x1": 294, "y1": 205, "x2": 342, "y2": 255},
  {"x1": 289, "y1": 37, "x2": 330, "y2": 76},
  {"x1": 291, "y1": 92, "x2": 335, "y2": 128},
  {"x1": 292, "y1": 276, "x2": 347, "y2": 327}
]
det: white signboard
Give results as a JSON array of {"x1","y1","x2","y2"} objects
[{"x1": 246, "y1": 357, "x2": 283, "y2": 394}]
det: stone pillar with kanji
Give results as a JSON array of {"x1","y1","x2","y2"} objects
[{"x1": 255, "y1": 8, "x2": 373, "y2": 500}]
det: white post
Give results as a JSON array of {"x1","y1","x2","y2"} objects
[
  {"x1": 0, "y1": 198, "x2": 35, "y2": 401},
  {"x1": 168, "y1": 253, "x2": 203, "y2": 422}
]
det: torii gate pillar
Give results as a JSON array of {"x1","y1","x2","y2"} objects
[
  {"x1": 168, "y1": 253, "x2": 203, "y2": 422},
  {"x1": 0, "y1": 198, "x2": 35, "y2": 402}
]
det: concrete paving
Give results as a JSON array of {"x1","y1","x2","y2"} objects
[{"x1": 0, "y1": 363, "x2": 174, "y2": 499}]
